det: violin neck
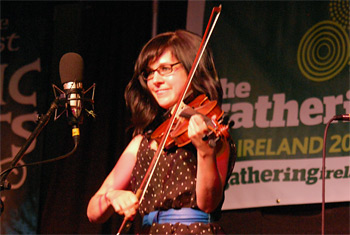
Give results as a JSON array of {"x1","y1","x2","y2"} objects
[
  {"x1": 167, "y1": 90, "x2": 193, "y2": 117},
  {"x1": 170, "y1": 101, "x2": 188, "y2": 116}
]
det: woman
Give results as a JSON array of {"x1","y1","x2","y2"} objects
[{"x1": 87, "y1": 30, "x2": 235, "y2": 234}]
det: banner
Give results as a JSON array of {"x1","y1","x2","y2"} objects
[
  {"x1": 204, "y1": 1, "x2": 350, "y2": 209},
  {"x1": 0, "y1": 4, "x2": 52, "y2": 233}
]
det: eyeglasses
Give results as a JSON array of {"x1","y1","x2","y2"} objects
[{"x1": 142, "y1": 62, "x2": 181, "y2": 81}]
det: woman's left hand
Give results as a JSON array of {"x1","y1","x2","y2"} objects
[
  {"x1": 187, "y1": 114, "x2": 215, "y2": 157},
  {"x1": 189, "y1": 114, "x2": 228, "y2": 212}
]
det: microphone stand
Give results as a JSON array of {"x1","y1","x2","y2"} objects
[{"x1": 0, "y1": 98, "x2": 60, "y2": 215}]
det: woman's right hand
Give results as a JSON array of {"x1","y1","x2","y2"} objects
[
  {"x1": 87, "y1": 135, "x2": 142, "y2": 223},
  {"x1": 105, "y1": 190, "x2": 139, "y2": 220}
]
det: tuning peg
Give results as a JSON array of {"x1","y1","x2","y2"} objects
[
  {"x1": 208, "y1": 136, "x2": 221, "y2": 148},
  {"x1": 219, "y1": 114, "x2": 234, "y2": 128},
  {"x1": 228, "y1": 120, "x2": 235, "y2": 128},
  {"x1": 220, "y1": 114, "x2": 229, "y2": 125},
  {"x1": 202, "y1": 132, "x2": 211, "y2": 141}
]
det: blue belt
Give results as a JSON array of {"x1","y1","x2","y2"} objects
[{"x1": 142, "y1": 208, "x2": 213, "y2": 226}]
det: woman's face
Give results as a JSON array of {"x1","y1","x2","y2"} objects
[{"x1": 146, "y1": 49, "x2": 188, "y2": 109}]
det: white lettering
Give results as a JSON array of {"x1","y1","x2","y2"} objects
[
  {"x1": 300, "y1": 97, "x2": 323, "y2": 125},
  {"x1": 254, "y1": 96, "x2": 271, "y2": 128},
  {"x1": 230, "y1": 102, "x2": 254, "y2": 128},
  {"x1": 236, "y1": 82, "x2": 251, "y2": 98},
  {"x1": 343, "y1": 90, "x2": 350, "y2": 114},
  {"x1": 323, "y1": 95, "x2": 343, "y2": 122},
  {"x1": 0, "y1": 63, "x2": 8, "y2": 105},
  {"x1": 220, "y1": 79, "x2": 349, "y2": 129},
  {"x1": 271, "y1": 94, "x2": 299, "y2": 127},
  {"x1": 11, "y1": 113, "x2": 38, "y2": 155},
  {"x1": 220, "y1": 78, "x2": 251, "y2": 99},
  {"x1": 9, "y1": 58, "x2": 40, "y2": 105}
]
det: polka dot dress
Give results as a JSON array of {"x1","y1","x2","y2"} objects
[{"x1": 130, "y1": 136, "x2": 226, "y2": 234}]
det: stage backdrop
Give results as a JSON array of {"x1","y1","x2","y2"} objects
[
  {"x1": 1, "y1": 1, "x2": 349, "y2": 234},
  {"x1": 0, "y1": 3, "x2": 54, "y2": 233},
  {"x1": 204, "y1": 1, "x2": 350, "y2": 210}
]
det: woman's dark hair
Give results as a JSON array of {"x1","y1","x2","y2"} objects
[{"x1": 124, "y1": 29, "x2": 223, "y2": 136}]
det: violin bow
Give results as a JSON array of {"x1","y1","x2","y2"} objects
[{"x1": 117, "y1": 5, "x2": 222, "y2": 234}]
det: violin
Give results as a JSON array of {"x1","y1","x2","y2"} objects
[{"x1": 151, "y1": 94, "x2": 233, "y2": 149}]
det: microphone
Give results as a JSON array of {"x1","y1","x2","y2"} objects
[
  {"x1": 59, "y1": 52, "x2": 84, "y2": 144},
  {"x1": 333, "y1": 114, "x2": 350, "y2": 121}
]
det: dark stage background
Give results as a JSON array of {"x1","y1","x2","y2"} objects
[{"x1": 1, "y1": 1, "x2": 349, "y2": 234}]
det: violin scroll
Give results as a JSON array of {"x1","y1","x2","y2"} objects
[{"x1": 202, "y1": 114, "x2": 235, "y2": 148}]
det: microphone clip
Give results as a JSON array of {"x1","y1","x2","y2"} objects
[{"x1": 52, "y1": 83, "x2": 96, "y2": 125}]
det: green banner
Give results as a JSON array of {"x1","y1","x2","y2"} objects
[{"x1": 205, "y1": 0, "x2": 350, "y2": 209}]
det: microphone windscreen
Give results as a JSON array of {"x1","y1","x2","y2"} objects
[{"x1": 59, "y1": 52, "x2": 84, "y2": 84}]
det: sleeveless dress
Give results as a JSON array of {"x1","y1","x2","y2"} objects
[{"x1": 130, "y1": 136, "x2": 235, "y2": 234}]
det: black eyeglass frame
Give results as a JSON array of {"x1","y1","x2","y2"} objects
[{"x1": 141, "y1": 62, "x2": 182, "y2": 81}]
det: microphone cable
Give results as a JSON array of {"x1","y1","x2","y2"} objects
[
  {"x1": 0, "y1": 138, "x2": 79, "y2": 180},
  {"x1": 321, "y1": 114, "x2": 349, "y2": 235}
]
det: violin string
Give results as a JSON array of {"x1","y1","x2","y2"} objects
[
  {"x1": 118, "y1": 6, "x2": 223, "y2": 234},
  {"x1": 138, "y1": 6, "x2": 222, "y2": 206}
]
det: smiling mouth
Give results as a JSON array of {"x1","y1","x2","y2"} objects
[{"x1": 155, "y1": 89, "x2": 169, "y2": 95}]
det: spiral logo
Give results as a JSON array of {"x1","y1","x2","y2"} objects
[
  {"x1": 329, "y1": 0, "x2": 350, "y2": 30},
  {"x1": 297, "y1": 20, "x2": 350, "y2": 82}
]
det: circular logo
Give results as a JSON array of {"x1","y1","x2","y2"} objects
[{"x1": 297, "y1": 20, "x2": 350, "y2": 82}]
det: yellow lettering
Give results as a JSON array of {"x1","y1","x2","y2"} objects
[
  {"x1": 237, "y1": 139, "x2": 242, "y2": 157},
  {"x1": 292, "y1": 137, "x2": 308, "y2": 154},
  {"x1": 243, "y1": 139, "x2": 255, "y2": 157},
  {"x1": 309, "y1": 136, "x2": 323, "y2": 154},
  {"x1": 266, "y1": 138, "x2": 276, "y2": 155},
  {"x1": 255, "y1": 138, "x2": 266, "y2": 156},
  {"x1": 276, "y1": 138, "x2": 291, "y2": 155}
]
